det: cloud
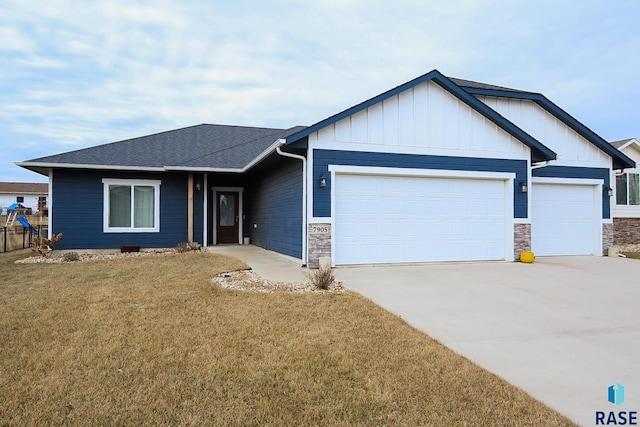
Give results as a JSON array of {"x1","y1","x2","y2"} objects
[{"x1": 1, "y1": 0, "x2": 640, "y2": 182}]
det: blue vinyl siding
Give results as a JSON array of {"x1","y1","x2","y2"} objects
[
  {"x1": 313, "y1": 149, "x2": 528, "y2": 218},
  {"x1": 532, "y1": 166, "x2": 611, "y2": 219},
  {"x1": 52, "y1": 169, "x2": 188, "y2": 249},
  {"x1": 248, "y1": 158, "x2": 303, "y2": 259}
]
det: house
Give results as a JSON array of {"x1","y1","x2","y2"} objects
[
  {"x1": 16, "y1": 69, "x2": 635, "y2": 267},
  {"x1": 611, "y1": 138, "x2": 640, "y2": 245},
  {"x1": 0, "y1": 182, "x2": 48, "y2": 215}
]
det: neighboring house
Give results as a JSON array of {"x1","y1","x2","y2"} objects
[
  {"x1": 16, "y1": 70, "x2": 635, "y2": 267},
  {"x1": 0, "y1": 182, "x2": 48, "y2": 215},
  {"x1": 611, "y1": 138, "x2": 640, "y2": 245}
]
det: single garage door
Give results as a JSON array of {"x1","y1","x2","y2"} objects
[
  {"x1": 531, "y1": 183, "x2": 599, "y2": 256},
  {"x1": 334, "y1": 174, "x2": 507, "y2": 265}
]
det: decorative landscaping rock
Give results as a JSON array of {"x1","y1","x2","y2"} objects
[{"x1": 213, "y1": 269, "x2": 347, "y2": 294}]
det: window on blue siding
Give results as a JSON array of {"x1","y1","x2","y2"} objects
[{"x1": 102, "y1": 179, "x2": 161, "y2": 232}]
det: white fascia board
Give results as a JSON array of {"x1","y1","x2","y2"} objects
[
  {"x1": 164, "y1": 166, "x2": 243, "y2": 173},
  {"x1": 18, "y1": 162, "x2": 245, "y2": 174},
  {"x1": 16, "y1": 162, "x2": 165, "y2": 172},
  {"x1": 328, "y1": 165, "x2": 515, "y2": 180},
  {"x1": 18, "y1": 138, "x2": 287, "y2": 175},
  {"x1": 242, "y1": 139, "x2": 285, "y2": 171}
]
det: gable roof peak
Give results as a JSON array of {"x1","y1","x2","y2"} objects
[{"x1": 285, "y1": 69, "x2": 556, "y2": 163}]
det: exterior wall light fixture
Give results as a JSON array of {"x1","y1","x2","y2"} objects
[
  {"x1": 605, "y1": 185, "x2": 614, "y2": 197},
  {"x1": 519, "y1": 181, "x2": 528, "y2": 193},
  {"x1": 320, "y1": 174, "x2": 327, "y2": 187}
]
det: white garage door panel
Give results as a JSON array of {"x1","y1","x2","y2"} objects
[
  {"x1": 532, "y1": 184, "x2": 598, "y2": 256},
  {"x1": 334, "y1": 174, "x2": 506, "y2": 265}
]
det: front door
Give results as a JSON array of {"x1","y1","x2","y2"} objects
[{"x1": 217, "y1": 192, "x2": 239, "y2": 243}]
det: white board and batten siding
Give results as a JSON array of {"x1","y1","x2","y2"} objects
[
  {"x1": 308, "y1": 81, "x2": 530, "y2": 161},
  {"x1": 476, "y1": 96, "x2": 611, "y2": 168}
]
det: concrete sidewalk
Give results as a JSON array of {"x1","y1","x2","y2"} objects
[{"x1": 206, "y1": 244, "x2": 308, "y2": 283}]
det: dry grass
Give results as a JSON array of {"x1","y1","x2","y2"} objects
[{"x1": 0, "y1": 250, "x2": 576, "y2": 426}]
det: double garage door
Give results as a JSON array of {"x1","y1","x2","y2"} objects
[{"x1": 334, "y1": 174, "x2": 509, "y2": 265}]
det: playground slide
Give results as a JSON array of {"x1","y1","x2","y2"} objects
[{"x1": 16, "y1": 217, "x2": 39, "y2": 235}]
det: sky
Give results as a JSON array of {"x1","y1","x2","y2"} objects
[{"x1": 1, "y1": 0, "x2": 639, "y2": 183}]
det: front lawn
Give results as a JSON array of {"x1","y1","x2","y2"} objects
[{"x1": 0, "y1": 250, "x2": 576, "y2": 426}]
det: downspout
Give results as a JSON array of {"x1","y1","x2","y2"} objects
[
  {"x1": 48, "y1": 169, "x2": 53, "y2": 240},
  {"x1": 275, "y1": 139, "x2": 307, "y2": 266},
  {"x1": 531, "y1": 161, "x2": 551, "y2": 170}
]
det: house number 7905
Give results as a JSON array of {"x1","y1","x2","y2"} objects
[{"x1": 310, "y1": 225, "x2": 329, "y2": 233}]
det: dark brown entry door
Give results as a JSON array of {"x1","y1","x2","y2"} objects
[{"x1": 217, "y1": 192, "x2": 239, "y2": 243}]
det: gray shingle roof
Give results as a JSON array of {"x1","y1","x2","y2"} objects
[
  {"x1": 448, "y1": 77, "x2": 531, "y2": 94},
  {"x1": 610, "y1": 138, "x2": 633, "y2": 149},
  {"x1": 21, "y1": 124, "x2": 307, "y2": 171}
]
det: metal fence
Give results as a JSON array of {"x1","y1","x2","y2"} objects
[{"x1": 0, "y1": 224, "x2": 48, "y2": 253}]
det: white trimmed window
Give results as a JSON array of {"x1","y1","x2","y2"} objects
[
  {"x1": 616, "y1": 173, "x2": 640, "y2": 206},
  {"x1": 102, "y1": 179, "x2": 161, "y2": 232}
]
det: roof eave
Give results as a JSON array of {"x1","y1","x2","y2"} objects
[
  {"x1": 16, "y1": 161, "x2": 166, "y2": 173},
  {"x1": 164, "y1": 166, "x2": 244, "y2": 173},
  {"x1": 241, "y1": 139, "x2": 286, "y2": 172},
  {"x1": 462, "y1": 88, "x2": 636, "y2": 170},
  {"x1": 17, "y1": 138, "x2": 288, "y2": 175}
]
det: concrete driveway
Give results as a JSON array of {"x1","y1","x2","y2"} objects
[{"x1": 338, "y1": 256, "x2": 640, "y2": 426}]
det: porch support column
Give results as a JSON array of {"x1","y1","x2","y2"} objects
[{"x1": 188, "y1": 173, "x2": 194, "y2": 243}]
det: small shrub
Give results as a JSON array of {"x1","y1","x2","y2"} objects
[
  {"x1": 175, "y1": 242, "x2": 200, "y2": 253},
  {"x1": 306, "y1": 265, "x2": 337, "y2": 290},
  {"x1": 63, "y1": 252, "x2": 80, "y2": 262}
]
